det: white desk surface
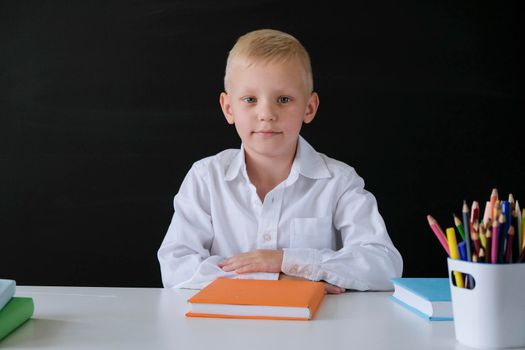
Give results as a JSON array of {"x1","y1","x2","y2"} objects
[{"x1": 1, "y1": 285, "x2": 517, "y2": 350}]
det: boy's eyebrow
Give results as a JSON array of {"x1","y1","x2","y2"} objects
[
  {"x1": 234, "y1": 86, "x2": 304, "y2": 95},
  {"x1": 235, "y1": 92, "x2": 300, "y2": 100}
]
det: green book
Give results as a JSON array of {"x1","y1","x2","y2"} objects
[{"x1": 0, "y1": 297, "x2": 34, "y2": 341}]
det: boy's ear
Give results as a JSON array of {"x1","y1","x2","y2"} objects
[
  {"x1": 220, "y1": 92, "x2": 235, "y2": 124},
  {"x1": 303, "y1": 92, "x2": 319, "y2": 124}
]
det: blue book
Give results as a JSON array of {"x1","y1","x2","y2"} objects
[
  {"x1": 390, "y1": 278, "x2": 452, "y2": 321},
  {"x1": 0, "y1": 279, "x2": 16, "y2": 311}
]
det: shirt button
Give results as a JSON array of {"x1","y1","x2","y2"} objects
[{"x1": 263, "y1": 233, "x2": 272, "y2": 242}]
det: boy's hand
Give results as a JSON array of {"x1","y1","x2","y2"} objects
[
  {"x1": 279, "y1": 274, "x2": 346, "y2": 294},
  {"x1": 218, "y1": 249, "x2": 283, "y2": 274}
]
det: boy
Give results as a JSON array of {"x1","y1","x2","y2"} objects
[{"x1": 158, "y1": 29, "x2": 402, "y2": 293}]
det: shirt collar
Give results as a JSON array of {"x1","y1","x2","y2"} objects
[
  {"x1": 294, "y1": 135, "x2": 332, "y2": 180},
  {"x1": 224, "y1": 135, "x2": 331, "y2": 182},
  {"x1": 224, "y1": 144, "x2": 246, "y2": 181}
]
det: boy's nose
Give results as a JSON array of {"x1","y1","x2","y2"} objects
[{"x1": 256, "y1": 102, "x2": 277, "y2": 121}]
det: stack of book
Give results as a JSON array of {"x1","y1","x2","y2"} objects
[{"x1": 0, "y1": 279, "x2": 34, "y2": 341}]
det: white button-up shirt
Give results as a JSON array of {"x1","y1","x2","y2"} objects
[{"x1": 158, "y1": 136, "x2": 403, "y2": 291}]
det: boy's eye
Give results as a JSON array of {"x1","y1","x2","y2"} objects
[
  {"x1": 278, "y1": 96, "x2": 292, "y2": 104},
  {"x1": 242, "y1": 97, "x2": 257, "y2": 103}
]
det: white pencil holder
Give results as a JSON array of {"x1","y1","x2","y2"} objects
[{"x1": 447, "y1": 258, "x2": 525, "y2": 349}]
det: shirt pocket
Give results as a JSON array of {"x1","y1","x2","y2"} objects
[{"x1": 291, "y1": 216, "x2": 333, "y2": 249}]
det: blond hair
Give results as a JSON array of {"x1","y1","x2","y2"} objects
[{"x1": 224, "y1": 29, "x2": 313, "y2": 92}]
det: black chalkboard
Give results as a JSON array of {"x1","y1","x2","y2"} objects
[{"x1": 1, "y1": 1, "x2": 523, "y2": 287}]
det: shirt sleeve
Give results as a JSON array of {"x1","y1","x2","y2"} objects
[
  {"x1": 157, "y1": 163, "x2": 277, "y2": 290},
  {"x1": 281, "y1": 171, "x2": 403, "y2": 291}
]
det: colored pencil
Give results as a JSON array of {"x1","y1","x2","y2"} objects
[
  {"x1": 470, "y1": 201, "x2": 480, "y2": 256},
  {"x1": 490, "y1": 188, "x2": 498, "y2": 221},
  {"x1": 470, "y1": 201, "x2": 480, "y2": 225},
  {"x1": 482, "y1": 201, "x2": 492, "y2": 227},
  {"x1": 446, "y1": 227, "x2": 464, "y2": 288},
  {"x1": 518, "y1": 243, "x2": 525, "y2": 262},
  {"x1": 458, "y1": 240, "x2": 467, "y2": 261},
  {"x1": 471, "y1": 221, "x2": 481, "y2": 255},
  {"x1": 453, "y1": 213, "x2": 466, "y2": 241},
  {"x1": 509, "y1": 193, "x2": 515, "y2": 211},
  {"x1": 478, "y1": 247, "x2": 485, "y2": 263},
  {"x1": 512, "y1": 205, "x2": 520, "y2": 263},
  {"x1": 479, "y1": 222, "x2": 487, "y2": 249},
  {"x1": 491, "y1": 217, "x2": 499, "y2": 264},
  {"x1": 462, "y1": 201, "x2": 472, "y2": 262},
  {"x1": 485, "y1": 223, "x2": 492, "y2": 264},
  {"x1": 426, "y1": 215, "x2": 450, "y2": 255},
  {"x1": 500, "y1": 201, "x2": 512, "y2": 252},
  {"x1": 498, "y1": 213, "x2": 507, "y2": 263},
  {"x1": 502, "y1": 200, "x2": 511, "y2": 234},
  {"x1": 517, "y1": 201, "x2": 522, "y2": 253},
  {"x1": 522, "y1": 208, "x2": 525, "y2": 251},
  {"x1": 505, "y1": 226, "x2": 515, "y2": 263}
]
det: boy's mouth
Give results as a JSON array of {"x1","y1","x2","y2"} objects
[
  {"x1": 253, "y1": 130, "x2": 282, "y2": 135},
  {"x1": 253, "y1": 130, "x2": 283, "y2": 138}
]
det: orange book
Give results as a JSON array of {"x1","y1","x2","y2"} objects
[{"x1": 186, "y1": 278, "x2": 326, "y2": 320}]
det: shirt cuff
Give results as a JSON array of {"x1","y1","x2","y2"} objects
[
  {"x1": 234, "y1": 272, "x2": 279, "y2": 281},
  {"x1": 281, "y1": 248, "x2": 321, "y2": 281}
]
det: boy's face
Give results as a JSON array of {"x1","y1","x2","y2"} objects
[{"x1": 220, "y1": 57, "x2": 319, "y2": 161}]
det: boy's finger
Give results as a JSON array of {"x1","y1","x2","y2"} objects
[
  {"x1": 324, "y1": 283, "x2": 345, "y2": 294},
  {"x1": 218, "y1": 255, "x2": 245, "y2": 267},
  {"x1": 221, "y1": 259, "x2": 252, "y2": 272},
  {"x1": 220, "y1": 261, "x2": 240, "y2": 272},
  {"x1": 235, "y1": 265, "x2": 255, "y2": 274},
  {"x1": 236, "y1": 262, "x2": 271, "y2": 274}
]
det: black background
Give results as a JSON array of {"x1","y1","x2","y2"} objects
[{"x1": 1, "y1": 1, "x2": 523, "y2": 287}]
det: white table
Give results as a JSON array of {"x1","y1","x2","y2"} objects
[{"x1": 0, "y1": 286, "x2": 516, "y2": 349}]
